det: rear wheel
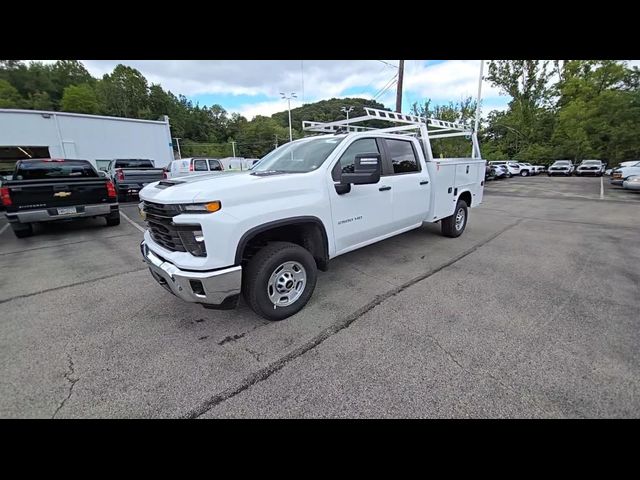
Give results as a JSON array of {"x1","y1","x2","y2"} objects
[
  {"x1": 12, "y1": 223, "x2": 33, "y2": 238},
  {"x1": 243, "y1": 241, "x2": 318, "y2": 321},
  {"x1": 105, "y1": 212, "x2": 120, "y2": 226},
  {"x1": 441, "y1": 200, "x2": 468, "y2": 238}
]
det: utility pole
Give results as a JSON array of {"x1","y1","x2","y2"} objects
[
  {"x1": 173, "y1": 138, "x2": 182, "y2": 159},
  {"x1": 474, "y1": 60, "x2": 484, "y2": 134},
  {"x1": 230, "y1": 140, "x2": 236, "y2": 158},
  {"x1": 395, "y1": 60, "x2": 405, "y2": 113},
  {"x1": 274, "y1": 134, "x2": 279, "y2": 149},
  {"x1": 280, "y1": 92, "x2": 297, "y2": 142}
]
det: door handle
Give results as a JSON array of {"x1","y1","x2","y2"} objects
[
  {"x1": 379, "y1": 185, "x2": 391, "y2": 191},
  {"x1": 419, "y1": 180, "x2": 429, "y2": 185}
]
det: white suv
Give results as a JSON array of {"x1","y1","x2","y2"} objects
[{"x1": 489, "y1": 161, "x2": 521, "y2": 177}]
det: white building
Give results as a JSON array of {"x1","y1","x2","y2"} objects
[{"x1": 0, "y1": 109, "x2": 175, "y2": 171}]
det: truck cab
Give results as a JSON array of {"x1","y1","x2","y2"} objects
[{"x1": 139, "y1": 108, "x2": 486, "y2": 320}]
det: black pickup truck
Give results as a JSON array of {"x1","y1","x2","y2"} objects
[
  {"x1": 105, "y1": 159, "x2": 166, "y2": 201},
  {"x1": 1, "y1": 159, "x2": 120, "y2": 238}
]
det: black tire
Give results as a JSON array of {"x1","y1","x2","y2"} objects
[
  {"x1": 441, "y1": 200, "x2": 468, "y2": 238},
  {"x1": 105, "y1": 212, "x2": 120, "y2": 226},
  {"x1": 242, "y1": 241, "x2": 318, "y2": 321},
  {"x1": 12, "y1": 223, "x2": 33, "y2": 238},
  {"x1": 521, "y1": 170, "x2": 529, "y2": 177}
]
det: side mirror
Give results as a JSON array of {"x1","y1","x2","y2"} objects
[
  {"x1": 97, "y1": 171, "x2": 107, "y2": 178},
  {"x1": 341, "y1": 153, "x2": 382, "y2": 185}
]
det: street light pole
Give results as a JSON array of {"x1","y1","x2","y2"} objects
[
  {"x1": 341, "y1": 106, "x2": 354, "y2": 121},
  {"x1": 280, "y1": 92, "x2": 297, "y2": 142},
  {"x1": 173, "y1": 138, "x2": 181, "y2": 159}
]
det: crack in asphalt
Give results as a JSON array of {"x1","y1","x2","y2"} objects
[
  {"x1": 52, "y1": 354, "x2": 79, "y2": 419},
  {"x1": 0, "y1": 268, "x2": 148, "y2": 306},
  {"x1": 182, "y1": 218, "x2": 523, "y2": 419}
]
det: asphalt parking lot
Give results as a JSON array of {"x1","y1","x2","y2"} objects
[{"x1": 1, "y1": 175, "x2": 639, "y2": 418}]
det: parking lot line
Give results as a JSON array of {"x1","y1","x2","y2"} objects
[
  {"x1": 0, "y1": 223, "x2": 9, "y2": 236},
  {"x1": 120, "y1": 210, "x2": 145, "y2": 233},
  {"x1": 600, "y1": 177, "x2": 604, "y2": 199}
]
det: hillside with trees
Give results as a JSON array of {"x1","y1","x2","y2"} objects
[{"x1": 1, "y1": 60, "x2": 639, "y2": 165}]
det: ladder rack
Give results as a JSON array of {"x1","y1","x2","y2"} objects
[{"x1": 302, "y1": 107, "x2": 481, "y2": 161}]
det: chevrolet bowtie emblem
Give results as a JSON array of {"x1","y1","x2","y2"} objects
[{"x1": 53, "y1": 191, "x2": 72, "y2": 197}]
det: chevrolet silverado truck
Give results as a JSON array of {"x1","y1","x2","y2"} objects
[
  {"x1": 138, "y1": 108, "x2": 486, "y2": 320},
  {"x1": 106, "y1": 159, "x2": 166, "y2": 201},
  {"x1": 1, "y1": 158, "x2": 120, "y2": 238},
  {"x1": 611, "y1": 161, "x2": 640, "y2": 185},
  {"x1": 575, "y1": 159, "x2": 605, "y2": 176}
]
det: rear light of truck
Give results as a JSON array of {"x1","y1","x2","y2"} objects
[
  {"x1": 116, "y1": 168, "x2": 125, "y2": 181},
  {"x1": 106, "y1": 181, "x2": 117, "y2": 198},
  {"x1": 0, "y1": 187, "x2": 11, "y2": 206},
  {"x1": 189, "y1": 162, "x2": 193, "y2": 172},
  {"x1": 162, "y1": 170, "x2": 168, "y2": 179}
]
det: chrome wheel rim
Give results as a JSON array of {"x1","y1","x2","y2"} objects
[
  {"x1": 267, "y1": 261, "x2": 307, "y2": 307},
  {"x1": 455, "y1": 208, "x2": 466, "y2": 231}
]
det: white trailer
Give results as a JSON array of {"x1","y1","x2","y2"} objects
[{"x1": 0, "y1": 109, "x2": 175, "y2": 170}]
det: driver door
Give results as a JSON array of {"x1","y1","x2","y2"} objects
[{"x1": 328, "y1": 138, "x2": 394, "y2": 254}]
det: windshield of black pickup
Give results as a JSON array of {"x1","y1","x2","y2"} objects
[
  {"x1": 253, "y1": 137, "x2": 345, "y2": 174},
  {"x1": 15, "y1": 160, "x2": 98, "y2": 180}
]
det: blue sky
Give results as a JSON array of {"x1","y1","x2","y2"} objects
[{"x1": 73, "y1": 60, "x2": 511, "y2": 120}]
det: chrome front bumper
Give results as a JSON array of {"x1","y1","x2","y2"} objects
[{"x1": 140, "y1": 241, "x2": 242, "y2": 305}]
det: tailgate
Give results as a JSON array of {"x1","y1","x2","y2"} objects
[
  {"x1": 122, "y1": 169, "x2": 165, "y2": 183},
  {"x1": 8, "y1": 179, "x2": 110, "y2": 210}
]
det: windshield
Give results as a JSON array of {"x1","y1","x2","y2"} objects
[
  {"x1": 15, "y1": 160, "x2": 98, "y2": 180},
  {"x1": 253, "y1": 137, "x2": 345, "y2": 173},
  {"x1": 583, "y1": 160, "x2": 601, "y2": 165},
  {"x1": 554, "y1": 161, "x2": 570, "y2": 165}
]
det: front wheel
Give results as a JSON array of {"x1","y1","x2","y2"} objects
[
  {"x1": 521, "y1": 170, "x2": 529, "y2": 177},
  {"x1": 243, "y1": 241, "x2": 318, "y2": 321},
  {"x1": 441, "y1": 200, "x2": 468, "y2": 238}
]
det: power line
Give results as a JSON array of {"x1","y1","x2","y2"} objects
[
  {"x1": 374, "y1": 77, "x2": 398, "y2": 101},
  {"x1": 378, "y1": 60, "x2": 399, "y2": 69},
  {"x1": 373, "y1": 73, "x2": 398, "y2": 100}
]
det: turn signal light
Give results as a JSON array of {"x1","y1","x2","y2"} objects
[{"x1": 181, "y1": 201, "x2": 221, "y2": 213}]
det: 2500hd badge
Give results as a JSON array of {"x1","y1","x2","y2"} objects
[{"x1": 337, "y1": 215, "x2": 363, "y2": 225}]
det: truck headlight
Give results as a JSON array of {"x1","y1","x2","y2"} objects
[
  {"x1": 630, "y1": 177, "x2": 640, "y2": 183},
  {"x1": 180, "y1": 201, "x2": 221, "y2": 213}
]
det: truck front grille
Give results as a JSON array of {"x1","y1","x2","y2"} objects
[{"x1": 142, "y1": 201, "x2": 206, "y2": 258}]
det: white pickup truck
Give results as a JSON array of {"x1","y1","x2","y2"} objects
[{"x1": 138, "y1": 108, "x2": 486, "y2": 320}]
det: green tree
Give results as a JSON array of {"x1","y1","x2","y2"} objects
[
  {"x1": 97, "y1": 64, "x2": 149, "y2": 118},
  {"x1": 61, "y1": 84, "x2": 101, "y2": 114},
  {"x1": 29, "y1": 91, "x2": 53, "y2": 110},
  {"x1": 0, "y1": 79, "x2": 24, "y2": 108}
]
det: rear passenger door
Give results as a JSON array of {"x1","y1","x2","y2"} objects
[{"x1": 382, "y1": 138, "x2": 431, "y2": 230}]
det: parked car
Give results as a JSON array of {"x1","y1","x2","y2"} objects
[
  {"x1": 548, "y1": 160, "x2": 574, "y2": 176},
  {"x1": 515, "y1": 162, "x2": 534, "y2": 176},
  {"x1": 575, "y1": 159, "x2": 605, "y2": 176},
  {"x1": 139, "y1": 117, "x2": 486, "y2": 321},
  {"x1": 1, "y1": 159, "x2": 120, "y2": 238},
  {"x1": 168, "y1": 157, "x2": 225, "y2": 178},
  {"x1": 489, "y1": 161, "x2": 521, "y2": 177},
  {"x1": 530, "y1": 164, "x2": 546, "y2": 174},
  {"x1": 611, "y1": 161, "x2": 640, "y2": 186},
  {"x1": 492, "y1": 165, "x2": 509, "y2": 178},
  {"x1": 622, "y1": 175, "x2": 640, "y2": 191},
  {"x1": 106, "y1": 159, "x2": 166, "y2": 201}
]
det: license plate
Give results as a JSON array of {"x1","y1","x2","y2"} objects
[{"x1": 57, "y1": 207, "x2": 77, "y2": 215}]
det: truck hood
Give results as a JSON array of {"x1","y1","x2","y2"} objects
[{"x1": 139, "y1": 170, "x2": 317, "y2": 205}]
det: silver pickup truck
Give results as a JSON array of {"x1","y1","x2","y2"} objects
[{"x1": 105, "y1": 159, "x2": 166, "y2": 201}]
